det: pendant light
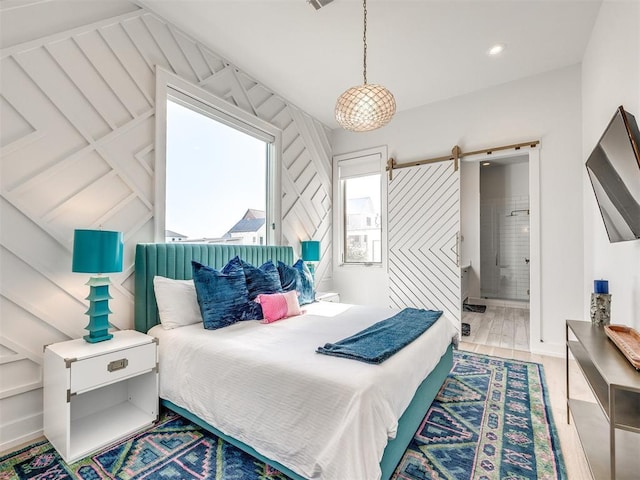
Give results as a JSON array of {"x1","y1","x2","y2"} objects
[{"x1": 335, "y1": 0, "x2": 396, "y2": 132}]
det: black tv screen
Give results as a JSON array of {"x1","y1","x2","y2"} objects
[{"x1": 585, "y1": 105, "x2": 640, "y2": 242}]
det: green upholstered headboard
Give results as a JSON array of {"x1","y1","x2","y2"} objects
[{"x1": 134, "y1": 243, "x2": 295, "y2": 333}]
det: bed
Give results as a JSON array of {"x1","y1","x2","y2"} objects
[{"x1": 134, "y1": 243, "x2": 456, "y2": 480}]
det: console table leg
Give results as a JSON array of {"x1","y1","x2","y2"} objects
[
  {"x1": 610, "y1": 385, "x2": 615, "y2": 480},
  {"x1": 566, "y1": 323, "x2": 570, "y2": 424}
]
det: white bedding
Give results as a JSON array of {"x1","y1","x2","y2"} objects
[{"x1": 149, "y1": 301, "x2": 457, "y2": 480}]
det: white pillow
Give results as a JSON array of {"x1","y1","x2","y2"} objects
[{"x1": 153, "y1": 276, "x2": 202, "y2": 329}]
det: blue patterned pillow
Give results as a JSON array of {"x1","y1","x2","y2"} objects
[
  {"x1": 277, "y1": 261, "x2": 299, "y2": 293},
  {"x1": 237, "y1": 301, "x2": 263, "y2": 321},
  {"x1": 277, "y1": 260, "x2": 315, "y2": 305},
  {"x1": 293, "y1": 259, "x2": 315, "y2": 305},
  {"x1": 215, "y1": 257, "x2": 264, "y2": 320},
  {"x1": 192, "y1": 260, "x2": 261, "y2": 329},
  {"x1": 240, "y1": 258, "x2": 283, "y2": 300}
]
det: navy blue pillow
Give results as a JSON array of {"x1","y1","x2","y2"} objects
[
  {"x1": 240, "y1": 258, "x2": 283, "y2": 300},
  {"x1": 277, "y1": 261, "x2": 299, "y2": 293},
  {"x1": 277, "y1": 260, "x2": 315, "y2": 305},
  {"x1": 237, "y1": 301, "x2": 263, "y2": 321},
  {"x1": 293, "y1": 259, "x2": 315, "y2": 305},
  {"x1": 192, "y1": 260, "x2": 262, "y2": 330},
  {"x1": 213, "y1": 257, "x2": 264, "y2": 320}
]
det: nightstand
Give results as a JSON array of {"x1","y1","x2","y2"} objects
[
  {"x1": 44, "y1": 330, "x2": 158, "y2": 463},
  {"x1": 316, "y1": 292, "x2": 340, "y2": 303}
]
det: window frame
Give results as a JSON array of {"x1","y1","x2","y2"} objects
[
  {"x1": 332, "y1": 145, "x2": 388, "y2": 269},
  {"x1": 154, "y1": 67, "x2": 282, "y2": 244}
]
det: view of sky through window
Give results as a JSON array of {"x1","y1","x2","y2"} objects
[{"x1": 166, "y1": 100, "x2": 267, "y2": 240}]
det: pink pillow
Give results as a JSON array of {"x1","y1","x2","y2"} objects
[{"x1": 256, "y1": 291, "x2": 302, "y2": 323}]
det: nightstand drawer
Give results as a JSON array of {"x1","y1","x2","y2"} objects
[{"x1": 70, "y1": 342, "x2": 156, "y2": 393}]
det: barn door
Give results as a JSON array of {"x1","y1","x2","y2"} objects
[{"x1": 388, "y1": 160, "x2": 461, "y2": 332}]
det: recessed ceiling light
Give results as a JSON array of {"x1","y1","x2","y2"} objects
[
  {"x1": 482, "y1": 162, "x2": 491, "y2": 166},
  {"x1": 487, "y1": 44, "x2": 505, "y2": 56}
]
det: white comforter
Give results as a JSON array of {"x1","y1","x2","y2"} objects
[{"x1": 149, "y1": 301, "x2": 457, "y2": 480}]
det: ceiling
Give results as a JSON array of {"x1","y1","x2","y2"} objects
[{"x1": 139, "y1": 0, "x2": 602, "y2": 129}]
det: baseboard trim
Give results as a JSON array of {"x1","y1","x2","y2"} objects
[
  {"x1": 467, "y1": 297, "x2": 530, "y2": 309},
  {"x1": 0, "y1": 430, "x2": 44, "y2": 456},
  {"x1": 530, "y1": 341, "x2": 565, "y2": 358}
]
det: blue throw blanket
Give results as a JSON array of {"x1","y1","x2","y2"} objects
[{"x1": 316, "y1": 308, "x2": 443, "y2": 364}]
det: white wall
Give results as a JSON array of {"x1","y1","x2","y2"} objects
[
  {"x1": 480, "y1": 161, "x2": 529, "y2": 200},
  {"x1": 331, "y1": 65, "x2": 584, "y2": 356},
  {"x1": 582, "y1": 0, "x2": 640, "y2": 330},
  {"x1": 0, "y1": 0, "x2": 332, "y2": 451}
]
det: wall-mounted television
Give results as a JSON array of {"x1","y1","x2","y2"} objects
[{"x1": 585, "y1": 105, "x2": 640, "y2": 243}]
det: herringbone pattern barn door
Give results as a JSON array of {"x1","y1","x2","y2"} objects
[{"x1": 388, "y1": 161, "x2": 461, "y2": 330}]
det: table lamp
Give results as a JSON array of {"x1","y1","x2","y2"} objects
[
  {"x1": 301, "y1": 240, "x2": 320, "y2": 281},
  {"x1": 72, "y1": 229, "x2": 123, "y2": 343}
]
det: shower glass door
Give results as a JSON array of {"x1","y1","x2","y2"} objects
[{"x1": 480, "y1": 196, "x2": 530, "y2": 301}]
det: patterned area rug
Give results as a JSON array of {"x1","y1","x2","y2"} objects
[
  {"x1": 394, "y1": 351, "x2": 566, "y2": 480},
  {"x1": 0, "y1": 351, "x2": 566, "y2": 480}
]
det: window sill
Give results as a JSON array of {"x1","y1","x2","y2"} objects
[{"x1": 338, "y1": 262, "x2": 383, "y2": 268}]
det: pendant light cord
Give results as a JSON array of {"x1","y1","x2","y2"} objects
[
  {"x1": 335, "y1": 0, "x2": 395, "y2": 131},
  {"x1": 362, "y1": 0, "x2": 368, "y2": 85}
]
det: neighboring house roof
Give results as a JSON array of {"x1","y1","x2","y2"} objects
[
  {"x1": 225, "y1": 208, "x2": 266, "y2": 234},
  {"x1": 347, "y1": 197, "x2": 375, "y2": 215},
  {"x1": 165, "y1": 229, "x2": 187, "y2": 238},
  {"x1": 244, "y1": 209, "x2": 265, "y2": 220},
  {"x1": 227, "y1": 218, "x2": 266, "y2": 234}
]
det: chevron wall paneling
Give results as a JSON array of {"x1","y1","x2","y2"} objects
[
  {"x1": 0, "y1": 5, "x2": 332, "y2": 450},
  {"x1": 388, "y1": 161, "x2": 461, "y2": 330}
]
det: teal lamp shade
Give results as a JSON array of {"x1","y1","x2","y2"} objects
[
  {"x1": 72, "y1": 229, "x2": 123, "y2": 274},
  {"x1": 72, "y1": 229, "x2": 123, "y2": 343},
  {"x1": 301, "y1": 241, "x2": 321, "y2": 262},
  {"x1": 301, "y1": 240, "x2": 320, "y2": 282}
]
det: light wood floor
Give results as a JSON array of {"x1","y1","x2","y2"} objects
[{"x1": 463, "y1": 305, "x2": 530, "y2": 351}]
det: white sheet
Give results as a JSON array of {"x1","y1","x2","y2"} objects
[{"x1": 149, "y1": 302, "x2": 457, "y2": 480}]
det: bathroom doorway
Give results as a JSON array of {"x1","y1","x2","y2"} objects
[
  {"x1": 460, "y1": 147, "x2": 540, "y2": 353},
  {"x1": 460, "y1": 153, "x2": 532, "y2": 352},
  {"x1": 479, "y1": 155, "x2": 530, "y2": 304}
]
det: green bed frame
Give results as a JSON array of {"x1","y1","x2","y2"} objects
[{"x1": 134, "y1": 243, "x2": 454, "y2": 480}]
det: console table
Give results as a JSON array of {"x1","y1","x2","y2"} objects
[{"x1": 566, "y1": 320, "x2": 640, "y2": 479}]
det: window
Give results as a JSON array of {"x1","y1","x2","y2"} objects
[
  {"x1": 155, "y1": 68, "x2": 281, "y2": 244},
  {"x1": 344, "y1": 175, "x2": 381, "y2": 262},
  {"x1": 333, "y1": 147, "x2": 387, "y2": 265}
]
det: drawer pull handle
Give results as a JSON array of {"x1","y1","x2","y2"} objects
[{"x1": 107, "y1": 358, "x2": 128, "y2": 372}]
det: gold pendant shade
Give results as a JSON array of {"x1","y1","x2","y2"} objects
[{"x1": 335, "y1": 83, "x2": 396, "y2": 132}]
